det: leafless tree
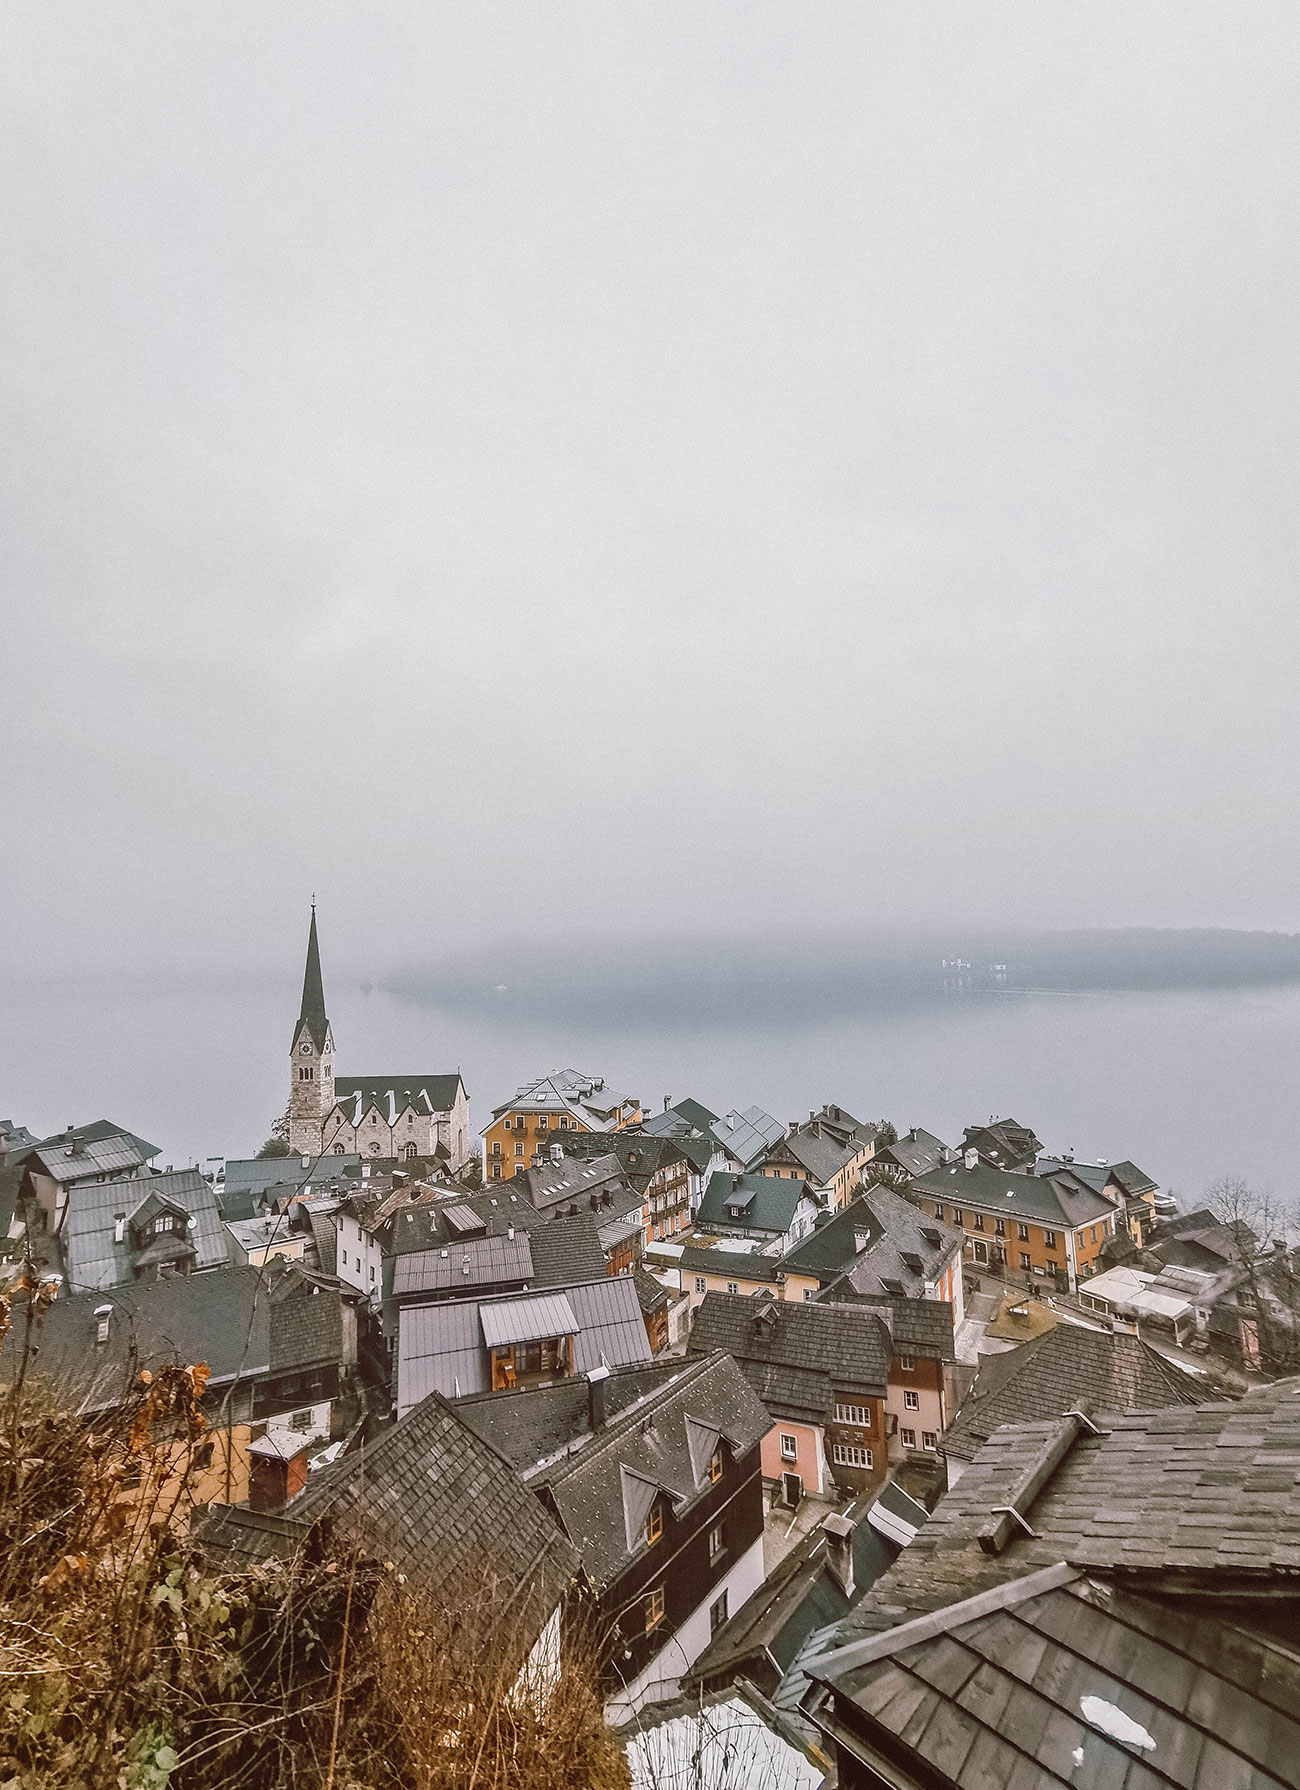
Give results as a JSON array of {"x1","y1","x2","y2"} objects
[{"x1": 1206, "y1": 1176, "x2": 1300, "y2": 1375}]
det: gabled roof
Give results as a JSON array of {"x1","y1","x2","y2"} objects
[
  {"x1": 0, "y1": 1262, "x2": 352, "y2": 1408},
  {"x1": 643, "y1": 1097, "x2": 720, "y2": 1139},
  {"x1": 25, "y1": 1128, "x2": 159, "y2": 1187},
  {"x1": 961, "y1": 1118, "x2": 1042, "y2": 1172},
  {"x1": 761, "y1": 1126, "x2": 858, "y2": 1187},
  {"x1": 294, "y1": 904, "x2": 330, "y2": 1052},
  {"x1": 782, "y1": 1185, "x2": 963, "y2": 1297},
  {"x1": 706, "y1": 1106, "x2": 786, "y2": 1168},
  {"x1": 941, "y1": 1325, "x2": 1208, "y2": 1463},
  {"x1": 677, "y1": 1241, "x2": 784, "y2": 1283},
  {"x1": 512, "y1": 1149, "x2": 638, "y2": 1216},
  {"x1": 285, "y1": 1391, "x2": 579, "y2": 1650},
  {"x1": 822, "y1": 1292, "x2": 955, "y2": 1362},
  {"x1": 697, "y1": 1170, "x2": 808, "y2": 1236},
  {"x1": 61, "y1": 1167, "x2": 227, "y2": 1292},
  {"x1": 688, "y1": 1291, "x2": 891, "y2": 1404},
  {"x1": 332, "y1": 1074, "x2": 465, "y2": 1119},
  {"x1": 910, "y1": 1159, "x2": 1115, "y2": 1228},
  {"x1": 456, "y1": 1359, "x2": 687, "y2": 1473},
  {"x1": 532, "y1": 1351, "x2": 771, "y2": 1590},
  {"x1": 488, "y1": 1070, "x2": 635, "y2": 1129},
  {"x1": 877, "y1": 1128, "x2": 949, "y2": 1178}
]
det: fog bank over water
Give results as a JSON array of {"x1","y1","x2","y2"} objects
[
  {"x1": 384, "y1": 929, "x2": 1300, "y2": 1031},
  {"x1": 4, "y1": 929, "x2": 1297, "y2": 1209}
]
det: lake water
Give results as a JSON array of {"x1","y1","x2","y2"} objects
[{"x1": 3, "y1": 970, "x2": 1298, "y2": 1209}]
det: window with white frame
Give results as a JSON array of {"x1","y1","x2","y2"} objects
[
  {"x1": 900, "y1": 1426, "x2": 916, "y2": 1448},
  {"x1": 897, "y1": 1354, "x2": 914, "y2": 1370},
  {"x1": 726, "y1": 1281, "x2": 739, "y2": 1295},
  {"x1": 922, "y1": 1431, "x2": 938, "y2": 1450},
  {"x1": 779, "y1": 1433, "x2": 798, "y2": 1461},
  {"x1": 832, "y1": 1443, "x2": 873, "y2": 1468},
  {"x1": 834, "y1": 1403, "x2": 872, "y2": 1426},
  {"x1": 903, "y1": 1389, "x2": 920, "y2": 1410}
]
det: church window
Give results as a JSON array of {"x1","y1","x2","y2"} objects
[
  {"x1": 403, "y1": 1144, "x2": 417, "y2": 1160},
  {"x1": 333, "y1": 1144, "x2": 344, "y2": 1154},
  {"x1": 300, "y1": 1043, "x2": 311, "y2": 1055},
  {"x1": 369, "y1": 1144, "x2": 381, "y2": 1155},
  {"x1": 298, "y1": 1067, "x2": 315, "y2": 1082}
]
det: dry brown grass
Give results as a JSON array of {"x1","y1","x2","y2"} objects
[{"x1": 0, "y1": 1282, "x2": 629, "y2": 1790}]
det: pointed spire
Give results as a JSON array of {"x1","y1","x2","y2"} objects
[{"x1": 296, "y1": 902, "x2": 330, "y2": 1052}]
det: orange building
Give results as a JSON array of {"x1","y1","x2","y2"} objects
[
  {"x1": 482, "y1": 1071, "x2": 643, "y2": 1181},
  {"x1": 909, "y1": 1160, "x2": 1119, "y2": 1291}
]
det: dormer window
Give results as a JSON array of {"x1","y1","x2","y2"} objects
[
  {"x1": 153, "y1": 1213, "x2": 178, "y2": 1236},
  {"x1": 708, "y1": 1447, "x2": 723, "y2": 1484},
  {"x1": 645, "y1": 1503, "x2": 663, "y2": 1547}
]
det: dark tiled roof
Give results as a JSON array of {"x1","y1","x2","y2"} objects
[
  {"x1": 782, "y1": 1185, "x2": 963, "y2": 1297},
  {"x1": 456, "y1": 1359, "x2": 688, "y2": 1473},
  {"x1": 941, "y1": 1326, "x2": 1208, "y2": 1463},
  {"x1": 677, "y1": 1243, "x2": 783, "y2": 1283},
  {"x1": 813, "y1": 1379, "x2": 1300, "y2": 1660},
  {"x1": 631, "y1": 1265, "x2": 670, "y2": 1315},
  {"x1": 532, "y1": 1352, "x2": 771, "y2": 1590},
  {"x1": 761, "y1": 1127, "x2": 857, "y2": 1187},
  {"x1": 808, "y1": 1562, "x2": 1300, "y2": 1790},
  {"x1": 876, "y1": 1128, "x2": 948, "y2": 1178},
  {"x1": 287, "y1": 1391, "x2": 579, "y2": 1643},
  {"x1": 333, "y1": 1074, "x2": 465, "y2": 1115},
  {"x1": 513, "y1": 1150, "x2": 638, "y2": 1216},
  {"x1": 0, "y1": 1262, "x2": 351, "y2": 1406},
  {"x1": 697, "y1": 1171, "x2": 807, "y2": 1236},
  {"x1": 643, "y1": 1097, "x2": 720, "y2": 1138},
  {"x1": 688, "y1": 1291, "x2": 890, "y2": 1402},
  {"x1": 911, "y1": 1159, "x2": 1115, "y2": 1228},
  {"x1": 961, "y1": 1119, "x2": 1041, "y2": 1172},
  {"x1": 820, "y1": 1293, "x2": 955, "y2": 1362}
]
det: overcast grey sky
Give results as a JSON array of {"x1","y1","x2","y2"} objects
[{"x1": 4, "y1": 4, "x2": 1299, "y2": 982}]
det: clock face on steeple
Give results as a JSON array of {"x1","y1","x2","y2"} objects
[{"x1": 301, "y1": 1042, "x2": 312, "y2": 1055}]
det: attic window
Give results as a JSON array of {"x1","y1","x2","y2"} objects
[
  {"x1": 93, "y1": 1304, "x2": 112, "y2": 1346},
  {"x1": 645, "y1": 1503, "x2": 663, "y2": 1546},
  {"x1": 881, "y1": 1278, "x2": 905, "y2": 1296},
  {"x1": 708, "y1": 1447, "x2": 723, "y2": 1484}
]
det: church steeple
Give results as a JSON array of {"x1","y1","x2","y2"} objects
[{"x1": 296, "y1": 902, "x2": 330, "y2": 1052}]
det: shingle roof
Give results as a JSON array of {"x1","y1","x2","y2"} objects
[
  {"x1": 782, "y1": 1185, "x2": 963, "y2": 1298},
  {"x1": 688, "y1": 1291, "x2": 891, "y2": 1404},
  {"x1": 910, "y1": 1159, "x2": 1115, "y2": 1228},
  {"x1": 456, "y1": 1359, "x2": 688, "y2": 1474},
  {"x1": 697, "y1": 1171, "x2": 808, "y2": 1236},
  {"x1": 513, "y1": 1150, "x2": 638, "y2": 1216},
  {"x1": 61, "y1": 1167, "x2": 227, "y2": 1292},
  {"x1": 286, "y1": 1391, "x2": 579, "y2": 1646},
  {"x1": 27, "y1": 1131, "x2": 156, "y2": 1186},
  {"x1": 489, "y1": 1070, "x2": 634, "y2": 1128},
  {"x1": 0, "y1": 1262, "x2": 350, "y2": 1407},
  {"x1": 941, "y1": 1326, "x2": 1208, "y2": 1463},
  {"x1": 643, "y1": 1097, "x2": 720, "y2": 1138},
  {"x1": 807, "y1": 1561, "x2": 1300, "y2": 1790},
  {"x1": 876, "y1": 1128, "x2": 949, "y2": 1178},
  {"x1": 961, "y1": 1119, "x2": 1041, "y2": 1171},
  {"x1": 676, "y1": 1243, "x2": 783, "y2": 1283},
  {"x1": 762, "y1": 1127, "x2": 858, "y2": 1187},
  {"x1": 820, "y1": 1292, "x2": 955, "y2": 1361},
  {"x1": 529, "y1": 1352, "x2": 771, "y2": 1590},
  {"x1": 396, "y1": 1275, "x2": 652, "y2": 1413}
]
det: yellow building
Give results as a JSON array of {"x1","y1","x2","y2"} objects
[{"x1": 482, "y1": 1070, "x2": 642, "y2": 1181}]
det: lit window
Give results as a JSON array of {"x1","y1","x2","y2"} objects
[
  {"x1": 900, "y1": 1426, "x2": 916, "y2": 1448},
  {"x1": 645, "y1": 1586, "x2": 665, "y2": 1632},
  {"x1": 779, "y1": 1433, "x2": 798, "y2": 1462},
  {"x1": 835, "y1": 1403, "x2": 871, "y2": 1426},
  {"x1": 904, "y1": 1390, "x2": 920, "y2": 1411},
  {"x1": 708, "y1": 1448, "x2": 723, "y2": 1484},
  {"x1": 645, "y1": 1504, "x2": 663, "y2": 1546},
  {"x1": 922, "y1": 1431, "x2": 938, "y2": 1450},
  {"x1": 832, "y1": 1443, "x2": 873, "y2": 1468}
]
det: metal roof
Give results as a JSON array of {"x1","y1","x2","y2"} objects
[
  {"x1": 442, "y1": 1202, "x2": 486, "y2": 1234},
  {"x1": 392, "y1": 1234, "x2": 533, "y2": 1296},
  {"x1": 480, "y1": 1291, "x2": 579, "y2": 1349}
]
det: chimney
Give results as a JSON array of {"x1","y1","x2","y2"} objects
[
  {"x1": 822, "y1": 1512, "x2": 855, "y2": 1598},
  {"x1": 587, "y1": 1364, "x2": 610, "y2": 1429},
  {"x1": 93, "y1": 1304, "x2": 113, "y2": 1347},
  {"x1": 964, "y1": 1147, "x2": 979, "y2": 1170},
  {"x1": 663, "y1": 1096, "x2": 671, "y2": 1114},
  {"x1": 507, "y1": 1224, "x2": 515, "y2": 1241}
]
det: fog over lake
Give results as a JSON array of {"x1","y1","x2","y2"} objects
[{"x1": 5, "y1": 930, "x2": 1298, "y2": 1208}]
